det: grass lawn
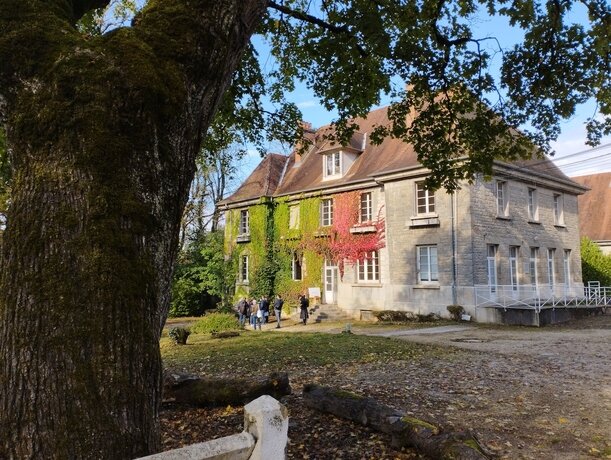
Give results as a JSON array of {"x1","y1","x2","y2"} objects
[{"x1": 161, "y1": 330, "x2": 453, "y2": 376}]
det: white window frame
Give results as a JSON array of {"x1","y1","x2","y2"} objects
[
  {"x1": 528, "y1": 188, "x2": 539, "y2": 221},
  {"x1": 360, "y1": 192, "x2": 373, "y2": 222},
  {"x1": 320, "y1": 198, "x2": 333, "y2": 226},
  {"x1": 417, "y1": 245, "x2": 439, "y2": 283},
  {"x1": 357, "y1": 250, "x2": 380, "y2": 282},
  {"x1": 509, "y1": 246, "x2": 519, "y2": 291},
  {"x1": 289, "y1": 205, "x2": 300, "y2": 229},
  {"x1": 487, "y1": 245, "x2": 498, "y2": 292},
  {"x1": 547, "y1": 248, "x2": 556, "y2": 287},
  {"x1": 292, "y1": 252, "x2": 303, "y2": 281},
  {"x1": 563, "y1": 249, "x2": 571, "y2": 287},
  {"x1": 553, "y1": 193, "x2": 564, "y2": 225},
  {"x1": 496, "y1": 180, "x2": 508, "y2": 217},
  {"x1": 239, "y1": 209, "x2": 249, "y2": 235},
  {"x1": 241, "y1": 255, "x2": 249, "y2": 283},
  {"x1": 415, "y1": 181, "x2": 435, "y2": 215},
  {"x1": 324, "y1": 151, "x2": 342, "y2": 178},
  {"x1": 529, "y1": 248, "x2": 539, "y2": 286}
]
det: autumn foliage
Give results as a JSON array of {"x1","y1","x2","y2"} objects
[{"x1": 301, "y1": 191, "x2": 385, "y2": 277}]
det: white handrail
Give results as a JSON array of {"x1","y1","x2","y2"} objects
[{"x1": 475, "y1": 284, "x2": 611, "y2": 312}]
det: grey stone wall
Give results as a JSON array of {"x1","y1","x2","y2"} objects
[
  {"x1": 469, "y1": 174, "x2": 583, "y2": 289},
  {"x1": 334, "y1": 170, "x2": 584, "y2": 322}
]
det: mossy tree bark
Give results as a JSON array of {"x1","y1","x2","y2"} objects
[{"x1": 0, "y1": 0, "x2": 266, "y2": 458}]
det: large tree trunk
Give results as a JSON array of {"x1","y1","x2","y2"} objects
[
  {"x1": 164, "y1": 371, "x2": 292, "y2": 406},
  {"x1": 0, "y1": 1, "x2": 266, "y2": 458}
]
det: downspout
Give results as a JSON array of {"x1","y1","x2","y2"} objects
[{"x1": 451, "y1": 191, "x2": 458, "y2": 305}]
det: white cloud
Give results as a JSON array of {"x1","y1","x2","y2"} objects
[{"x1": 297, "y1": 100, "x2": 318, "y2": 109}]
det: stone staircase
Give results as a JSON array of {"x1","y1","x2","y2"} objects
[{"x1": 306, "y1": 304, "x2": 352, "y2": 323}]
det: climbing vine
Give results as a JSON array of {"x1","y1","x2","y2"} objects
[
  {"x1": 225, "y1": 190, "x2": 385, "y2": 301},
  {"x1": 299, "y1": 191, "x2": 385, "y2": 277}
]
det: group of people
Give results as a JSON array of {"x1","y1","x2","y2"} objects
[
  {"x1": 236, "y1": 294, "x2": 285, "y2": 330},
  {"x1": 235, "y1": 293, "x2": 311, "y2": 329}
]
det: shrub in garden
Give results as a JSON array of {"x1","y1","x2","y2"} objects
[
  {"x1": 416, "y1": 313, "x2": 441, "y2": 322},
  {"x1": 447, "y1": 305, "x2": 465, "y2": 321},
  {"x1": 190, "y1": 312, "x2": 241, "y2": 335},
  {"x1": 168, "y1": 327, "x2": 190, "y2": 345},
  {"x1": 373, "y1": 310, "x2": 417, "y2": 323}
]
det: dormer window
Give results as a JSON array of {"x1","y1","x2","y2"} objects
[{"x1": 324, "y1": 151, "x2": 341, "y2": 179}]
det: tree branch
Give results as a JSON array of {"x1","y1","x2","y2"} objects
[{"x1": 267, "y1": 1, "x2": 368, "y2": 57}]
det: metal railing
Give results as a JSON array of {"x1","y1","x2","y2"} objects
[{"x1": 475, "y1": 284, "x2": 611, "y2": 312}]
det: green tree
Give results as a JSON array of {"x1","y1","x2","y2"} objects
[
  {"x1": 0, "y1": 0, "x2": 608, "y2": 457},
  {"x1": 581, "y1": 237, "x2": 611, "y2": 285},
  {"x1": 171, "y1": 231, "x2": 235, "y2": 317}
]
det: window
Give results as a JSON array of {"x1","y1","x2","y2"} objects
[
  {"x1": 240, "y1": 255, "x2": 249, "y2": 282},
  {"x1": 563, "y1": 250, "x2": 571, "y2": 287},
  {"x1": 417, "y1": 245, "x2": 438, "y2": 283},
  {"x1": 324, "y1": 151, "x2": 341, "y2": 178},
  {"x1": 487, "y1": 245, "x2": 498, "y2": 292},
  {"x1": 496, "y1": 180, "x2": 509, "y2": 216},
  {"x1": 547, "y1": 249, "x2": 556, "y2": 286},
  {"x1": 553, "y1": 193, "x2": 564, "y2": 225},
  {"x1": 289, "y1": 205, "x2": 300, "y2": 229},
  {"x1": 320, "y1": 199, "x2": 333, "y2": 226},
  {"x1": 528, "y1": 188, "x2": 539, "y2": 221},
  {"x1": 239, "y1": 209, "x2": 249, "y2": 235},
  {"x1": 360, "y1": 192, "x2": 372, "y2": 222},
  {"x1": 357, "y1": 251, "x2": 379, "y2": 282},
  {"x1": 529, "y1": 248, "x2": 539, "y2": 286},
  {"x1": 416, "y1": 181, "x2": 435, "y2": 215},
  {"x1": 292, "y1": 253, "x2": 303, "y2": 280},
  {"x1": 509, "y1": 246, "x2": 519, "y2": 291}
]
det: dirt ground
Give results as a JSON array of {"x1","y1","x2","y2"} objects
[{"x1": 161, "y1": 313, "x2": 611, "y2": 459}]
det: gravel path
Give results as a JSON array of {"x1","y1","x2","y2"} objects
[{"x1": 279, "y1": 313, "x2": 611, "y2": 458}]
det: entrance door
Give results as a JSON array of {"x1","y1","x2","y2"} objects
[{"x1": 324, "y1": 260, "x2": 338, "y2": 304}]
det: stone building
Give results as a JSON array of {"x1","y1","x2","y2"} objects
[{"x1": 219, "y1": 107, "x2": 587, "y2": 324}]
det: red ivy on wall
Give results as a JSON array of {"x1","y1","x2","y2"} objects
[{"x1": 301, "y1": 191, "x2": 385, "y2": 277}]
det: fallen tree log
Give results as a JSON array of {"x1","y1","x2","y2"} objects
[
  {"x1": 163, "y1": 371, "x2": 291, "y2": 407},
  {"x1": 303, "y1": 384, "x2": 489, "y2": 460}
]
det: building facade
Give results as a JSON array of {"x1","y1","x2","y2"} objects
[{"x1": 220, "y1": 108, "x2": 587, "y2": 323}]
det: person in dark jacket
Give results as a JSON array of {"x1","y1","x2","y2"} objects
[
  {"x1": 236, "y1": 298, "x2": 248, "y2": 326},
  {"x1": 273, "y1": 294, "x2": 284, "y2": 328},
  {"x1": 299, "y1": 294, "x2": 309, "y2": 325},
  {"x1": 259, "y1": 296, "x2": 270, "y2": 326}
]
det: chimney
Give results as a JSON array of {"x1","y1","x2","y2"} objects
[{"x1": 294, "y1": 121, "x2": 315, "y2": 165}]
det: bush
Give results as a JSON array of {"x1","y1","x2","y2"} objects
[
  {"x1": 168, "y1": 327, "x2": 191, "y2": 345},
  {"x1": 416, "y1": 313, "x2": 441, "y2": 322},
  {"x1": 581, "y1": 237, "x2": 611, "y2": 286},
  {"x1": 373, "y1": 310, "x2": 417, "y2": 323},
  {"x1": 447, "y1": 305, "x2": 465, "y2": 321},
  {"x1": 190, "y1": 312, "x2": 241, "y2": 335}
]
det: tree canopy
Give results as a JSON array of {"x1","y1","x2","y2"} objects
[{"x1": 222, "y1": 0, "x2": 609, "y2": 189}]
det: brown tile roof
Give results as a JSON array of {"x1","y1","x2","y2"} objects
[
  {"x1": 219, "y1": 153, "x2": 288, "y2": 205},
  {"x1": 571, "y1": 173, "x2": 611, "y2": 241},
  {"x1": 223, "y1": 106, "x2": 582, "y2": 204}
]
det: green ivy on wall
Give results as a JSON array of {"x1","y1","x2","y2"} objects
[{"x1": 225, "y1": 191, "x2": 385, "y2": 303}]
